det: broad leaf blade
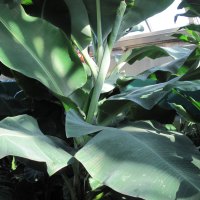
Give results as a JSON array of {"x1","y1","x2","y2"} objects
[
  {"x1": 0, "y1": 115, "x2": 72, "y2": 175},
  {"x1": 0, "y1": 4, "x2": 87, "y2": 98},
  {"x1": 76, "y1": 127, "x2": 200, "y2": 200}
]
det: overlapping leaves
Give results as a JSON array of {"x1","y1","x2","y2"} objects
[{"x1": 66, "y1": 111, "x2": 200, "y2": 200}]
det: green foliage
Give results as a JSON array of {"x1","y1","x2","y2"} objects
[
  {"x1": 0, "y1": 115, "x2": 73, "y2": 175},
  {"x1": 76, "y1": 128, "x2": 200, "y2": 200},
  {"x1": 0, "y1": 4, "x2": 87, "y2": 99},
  {"x1": 0, "y1": 0, "x2": 200, "y2": 199}
]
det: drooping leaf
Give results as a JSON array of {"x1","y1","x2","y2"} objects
[
  {"x1": 107, "y1": 80, "x2": 174, "y2": 110},
  {"x1": 76, "y1": 127, "x2": 200, "y2": 200},
  {"x1": 96, "y1": 75, "x2": 200, "y2": 128},
  {"x1": 0, "y1": 4, "x2": 87, "y2": 99},
  {"x1": 64, "y1": 0, "x2": 92, "y2": 49},
  {"x1": 109, "y1": 46, "x2": 192, "y2": 85},
  {"x1": 0, "y1": 115, "x2": 72, "y2": 175}
]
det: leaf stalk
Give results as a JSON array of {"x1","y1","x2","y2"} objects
[{"x1": 86, "y1": 1, "x2": 127, "y2": 123}]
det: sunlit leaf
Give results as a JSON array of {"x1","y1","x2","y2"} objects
[
  {"x1": 0, "y1": 115, "x2": 72, "y2": 175},
  {"x1": 76, "y1": 126, "x2": 200, "y2": 200},
  {"x1": 0, "y1": 4, "x2": 87, "y2": 99}
]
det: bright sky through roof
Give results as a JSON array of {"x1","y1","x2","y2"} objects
[
  {"x1": 126, "y1": 0, "x2": 190, "y2": 36},
  {"x1": 147, "y1": 0, "x2": 189, "y2": 31}
]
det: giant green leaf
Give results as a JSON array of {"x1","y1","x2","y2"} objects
[
  {"x1": 0, "y1": 4, "x2": 87, "y2": 98},
  {"x1": 0, "y1": 115, "x2": 72, "y2": 175},
  {"x1": 76, "y1": 127, "x2": 200, "y2": 200},
  {"x1": 64, "y1": 0, "x2": 92, "y2": 49}
]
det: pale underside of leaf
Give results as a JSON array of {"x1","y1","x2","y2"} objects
[
  {"x1": 76, "y1": 128, "x2": 200, "y2": 200},
  {"x1": 0, "y1": 115, "x2": 72, "y2": 176}
]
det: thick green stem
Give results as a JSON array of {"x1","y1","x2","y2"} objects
[
  {"x1": 96, "y1": 0, "x2": 104, "y2": 66},
  {"x1": 108, "y1": 1, "x2": 127, "y2": 50},
  {"x1": 86, "y1": 44, "x2": 111, "y2": 123},
  {"x1": 86, "y1": 1, "x2": 127, "y2": 123}
]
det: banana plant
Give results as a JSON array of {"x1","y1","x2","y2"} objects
[{"x1": 0, "y1": 0, "x2": 200, "y2": 199}]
